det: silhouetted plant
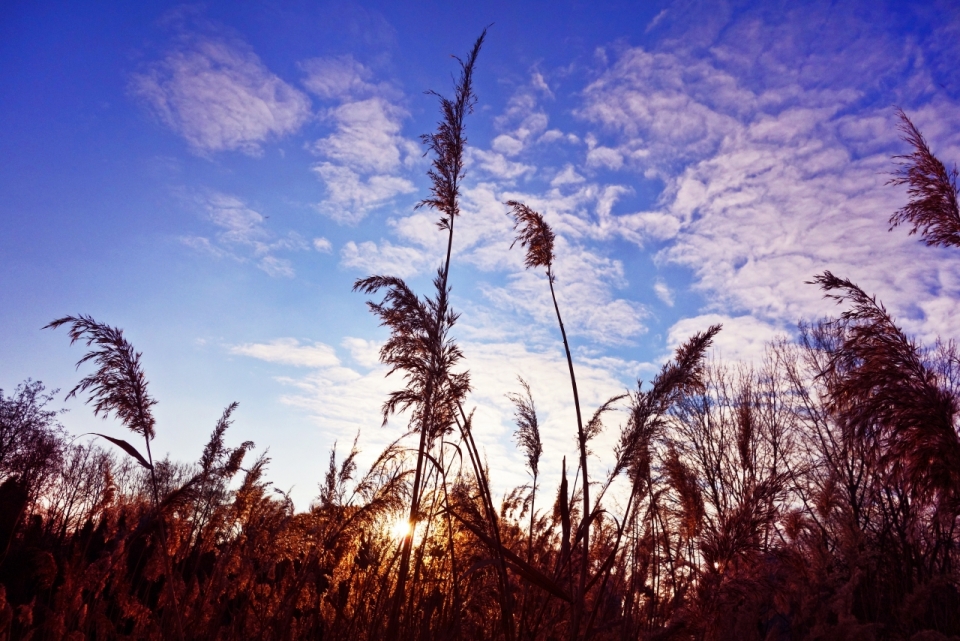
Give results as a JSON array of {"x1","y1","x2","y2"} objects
[
  {"x1": 354, "y1": 30, "x2": 493, "y2": 641},
  {"x1": 508, "y1": 377, "x2": 542, "y2": 563},
  {"x1": 45, "y1": 315, "x2": 186, "y2": 640},
  {"x1": 0, "y1": 380, "x2": 64, "y2": 502},
  {"x1": 889, "y1": 108, "x2": 960, "y2": 248},
  {"x1": 9, "y1": 65, "x2": 960, "y2": 641},
  {"x1": 812, "y1": 271, "x2": 960, "y2": 504},
  {"x1": 506, "y1": 199, "x2": 593, "y2": 637}
]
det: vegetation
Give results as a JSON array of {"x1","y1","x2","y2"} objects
[{"x1": 2, "y1": 37, "x2": 959, "y2": 640}]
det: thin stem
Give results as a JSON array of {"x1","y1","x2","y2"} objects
[
  {"x1": 438, "y1": 437, "x2": 462, "y2": 633},
  {"x1": 388, "y1": 116, "x2": 459, "y2": 641},
  {"x1": 456, "y1": 402, "x2": 515, "y2": 641},
  {"x1": 547, "y1": 266, "x2": 588, "y2": 640}
]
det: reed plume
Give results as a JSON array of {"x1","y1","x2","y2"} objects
[
  {"x1": 506, "y1": 199, "x2": 591, "y2": 637},
  {"x1": 812, "y1": 271, "x2": 960, "y2": 503},
  {"x1": 44, "y1": 314, "x2": 185, "y2": 641},
  {"x1": 889, "y1": 108, "x2": 960, "y2": 248},
  {"x1": 355, "y1": 31, "x2": 487, "y2": 640},
  {"x1": 508, "y1": 377, "x2": 542, "y2": 562},
  {"x1": 44, "y1": 315, "x2": 155, "y2": 440}
]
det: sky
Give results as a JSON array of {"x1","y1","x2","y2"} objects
[{"x1": 3, "y1": 0, "x2": 960, "y2": 509}]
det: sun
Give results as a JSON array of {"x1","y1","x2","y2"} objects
[{"x1": 390, "y1": 517, "x2": 412, "y2": 541}]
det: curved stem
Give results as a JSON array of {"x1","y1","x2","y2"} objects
[{"x1": 547, "y1": 267, "x2": 588, "y2": 641}]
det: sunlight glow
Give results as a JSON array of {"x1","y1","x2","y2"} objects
[{"x1": 390, "y1": 517, "x2": 412, "y2": 541}]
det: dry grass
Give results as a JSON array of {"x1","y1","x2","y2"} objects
[{"x1": 1, "y1": 57, "x2": 959, "y2": 641}]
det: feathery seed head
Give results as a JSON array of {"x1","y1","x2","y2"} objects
[
  {"x1": 889, "y1": 108, "x2": 960, "y2": 248},
  {"x1": 506, "y1": 200, "x2": 555, "y2": 271},
  {"x1": 507, "y1": 377, "x2": 542, "y2": 478},
  {"x1": 44, "y1": 315, "x2": 157, "y2": 440}
]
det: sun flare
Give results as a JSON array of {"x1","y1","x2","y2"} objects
[{"x1": 390, "y1": 517, "x2": 412, "y2": 541}]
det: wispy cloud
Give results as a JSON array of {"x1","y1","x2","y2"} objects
[
  {"x1": 181, "y1": 192, "x2": 309, "y2": 277},
  {"x1": 303, "y1": 55, "x2": 418, "y2": 224},
  {"x1": 578, "y1": 48, "x2": 745, "y2": 173},
  {"x1": 646, "y1": 9, "x2": 668, "y2": 33},
  {"x1": 132, "y1": 38, "x2": 310, "y2": 155},
  {"x1": 481, "y1": 237, "x2": 648, "y2": 345},
  {"x1": 571, "y1": 13, "x2": 960, "y2": 355},
  {"x1": 230, "y1": 338, "x2": 340, "y2": 368},
  {"x1": 666, "y1": 314, "x2": 786, "y2": 363},
  {"x1": 311, "y1": 98, "x2": 416, "y2": 173},
  {"x1": 311, "y1": 163, "x2": 415, "y2": 225},
  {"x1": 300, "y1": 55, "x2": 382, "y2": 100},
  {"x1": 654, "y1": 280, "x2": 674, "y2": 307},
  {"x1": 340, "y1": 240, "x2": 433, "y2": 279}
]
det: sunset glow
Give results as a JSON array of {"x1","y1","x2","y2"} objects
[{"x1": 390, "y1": 517, "x2": 412, "y2": 541}]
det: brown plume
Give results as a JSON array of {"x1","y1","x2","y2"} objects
[{"x1": 889, "y1": 108, "x2": 960, "y2": 248}]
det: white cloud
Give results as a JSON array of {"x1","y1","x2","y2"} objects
[
  {"x1": 654, "y1": 280, "x2": 674, "y2": 306},
  {"x1": 313, "y1": 237, "x2": 333, "y2": 253},
  {"x1": 258, "y1": 255, "x2": 295, "y2": 278},
  {"x1": 482, "y1": 237, "x2": 648, "y2": 344},
  {"x1": 340, "y1": 239, "x2": 432, "y2": 278},
  {"x1": 574, "y1": 31, "x2": 960, "y2": 348},
  {"x1": 230, "y1": 338, "x2": 340, "y2": 368},
  {"x1": 204, "y1": 192, "x2": 266, "y2": 244},
  {"x1": 312, "y1": 163, "x2": 415, "y2": 224},
  {"x1": 666, "y1": 314, "x2": 786, "y2": 364},
  {"x1": 578, "y1": 48, "x2": 747, "y2": 171},
  {"x1": 300, "y1": 55, "x2": 379, "y2": 100},
  {"x1": 538, "y1": 129, "x2": 567, "y2": 144},
  {"x1": 304, "y1": 57, "x2": 419, "y2": 224},
  {"x1": 132, "y1": 38, "x2": 310, "y2": 155},
  {"x1": 312, "y1": 98, "x2": 414, "y2": 173},
  {"x1": 586, "y1": 147, "x2": 624, "y2": 170},
  {"x1": 551, "y1": 165, "x2": 585, "y2": 187},
  {"x1": 469, "y1": 148, "x2": 536, "y2": 181},
  {"x1": 179, "y1": 235, "x2": 226, "y2": 258},
  {"x1": 491, "y1": 134, "x2": 523, "y2": 156},
  {"x1": 531, "y1": 70, "x2": 553, "y2": 98},
  {"x1": 646, "y1": 9, "x2": 668, "y2": 32},
  {"x1": 181, "y1": 192, "x2": 308, "y2": 277},
  {"x1": 485, "y1": 77, "x2": 552, "y2": 160},
  {"x1": 341, "y1": 337, "x2": 382, "y2": 369},
  {"x1": 495, "y1": 89, "x2": 549, "y2": 144}
]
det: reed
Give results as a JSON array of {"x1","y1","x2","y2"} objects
[{"x1": 4, "y1": 73, "x2": 960, "y2": 641}]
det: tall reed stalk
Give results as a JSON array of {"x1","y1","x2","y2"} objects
[
  {"x1": 354, "y1": 30, "x2": 486, "y2": 640},
  {"x1": 506, "y1": 200, "x2": 590, "y2": 638},
  {"x1": 44, "y1": 315, "x2": 186, "y2": 641}
]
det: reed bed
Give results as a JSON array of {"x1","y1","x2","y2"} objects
[{"x1": 1, "y1": 43, "x2": 959, "y2": 640}]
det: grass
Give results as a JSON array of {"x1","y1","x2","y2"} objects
[{"x1": 2, "y1": 41, "x2": 960, "y2": 641}]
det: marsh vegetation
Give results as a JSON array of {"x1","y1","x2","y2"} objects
[{"x1": 2, "y1": 36, "x2": 960, "y2": 641}]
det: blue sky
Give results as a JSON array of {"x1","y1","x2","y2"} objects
[{"x1": 3, "y1": 0, "x2": 960, "y2": 508}]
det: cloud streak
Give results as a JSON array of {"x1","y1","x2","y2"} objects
[
  {"x1": 132, "y1": 38, "x2": 311, "y2": 155},
  {"x1": 181, "y1": 192, "x2": 309, "y2": 277}
]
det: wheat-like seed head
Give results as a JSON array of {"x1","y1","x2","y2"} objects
[{"x1": 506, "y1": 201, "x2": 555, "y2": 271}]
